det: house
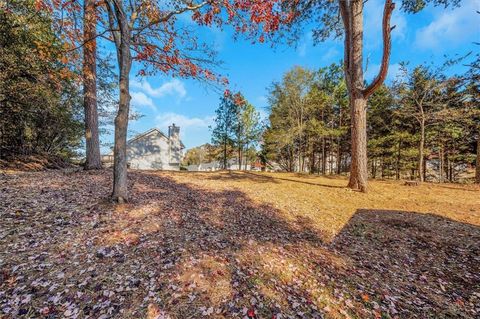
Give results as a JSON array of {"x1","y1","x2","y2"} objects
[
  {"x1": 187, "y1": 157, "x2": 257, "y2": 171},
  {"x1": 102, "y1": 124, "x2": 185, "y2": 170}
]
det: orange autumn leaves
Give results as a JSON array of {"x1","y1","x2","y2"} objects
[{"x1": 33, "y1": 0, "x2": 297, "y2": 89}]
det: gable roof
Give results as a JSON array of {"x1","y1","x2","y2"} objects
[{"x1": 127, "y1": 128, "x2": 185, "y2": 149}]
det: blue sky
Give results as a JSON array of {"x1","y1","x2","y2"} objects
[{"x1": 100, "y1": 0, "x2": 480, "y2": 152}]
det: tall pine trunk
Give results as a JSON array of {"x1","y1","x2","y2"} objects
[
  {"x1": 336, "y1": 111, "x2": 342, "y2": 175},
  {"x1": 340, "y1": 0, "x2": 394, "y2": 192},
  {"x1": 476, "y1": 135, "x2": 480, "y2": 184},
  {"x1": 223, "y1": 138, "x2": 227, "y2": 169},
  {"x1": 345, "y1": 0, "x2": 368, "y2": 192},
  {"x1": 396, "y1": 140, "x2": 401, "y2": 180},
  {"x1": 83, "y1": 0, "x2": 102, "y2": 169},
  {"x1": 418, "y1": 117, "x2": 425, "y2": 182}
]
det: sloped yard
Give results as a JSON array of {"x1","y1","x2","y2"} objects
[{"x1": 1, "y1": 170, "x2": 479, "y2": 318}]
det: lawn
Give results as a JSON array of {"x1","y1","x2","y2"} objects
[{"x1": 1, "y1": 170, "x2": 479, "y2": 318}]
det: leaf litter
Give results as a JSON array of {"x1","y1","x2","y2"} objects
[{"x1": 0, "y1": 169, "x2": 479, "y2": 318}]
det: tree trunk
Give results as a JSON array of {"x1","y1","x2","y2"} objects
[
  {"x1": 111, "y1": 11, "x2": 132, "y2": 203},
  {"x1": 321, "y1": 137, "x2": 326, "y2": 175},
  {"x1": 310, "y1": 144, "x2": 316, "y2": 174},
  {"x1": 340, "y1": 0, "x2": 395, "y2": 192},
  {"x1": 344, "y1": 0, "x2": 367, "y2": 192},
  {"x1": 381, "y1": 157, "x2": 385, "y2": 179},
  {"x1": 244, "y1": 142, "x2": 248, "y2": 170},
  {"x1": 396, "y1": 140, "x2": 401, "y2": 180},
  {"x1": 371, "y1": 159, "x2": 376, "y2": 179},
  {"x1": 238, "y1": 145, "x2": 241, "y2": 170},
  {"x1": 423, "y1": 155, "x2": 427, "y2": 181},
  {"x1": 336, "y1": 139, "x2": 342, "y2": 175},
  {"x1": 418, "y1": 118, "x2": 425, "y2": 182},
  {"x1": 336, "y1": 109, "x2": 342, "y2": 175},
  {"x1": 476, "y1": 135, "x2": 480, "y2": 184},
  {"x1": 223, "y1": 138, "x2": 227, "y2": 169},
  {"x1": 448, "y1": 157, "x2": 453, "y2": 182},
  {"x1": 348, "y1": 95, "x2": 368, "y2": 191},
  {"x1": 439, "y1": 145, "x2": 444, "y2": 183},
  {"x1": 83, "y1": 0, "x2": 102, "y2": 169}
]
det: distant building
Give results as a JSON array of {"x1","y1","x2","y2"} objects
[
  {"x1": 187, "y1": 157, "x2": 265, "y2": 171},
  {"x1": 102, "y1": 124, "x2": 185, "y2": 170}
]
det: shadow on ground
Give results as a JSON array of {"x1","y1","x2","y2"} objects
[
  {"x1": 191, "y1": 170, "x2": 346, "y2": 189},
  {"x1": 0, "y1": 170, "x2": 478, "y2": 318}
]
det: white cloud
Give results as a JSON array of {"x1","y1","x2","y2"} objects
[
  {"x1": 131, "y1": 78, "x2": 187, "y2": 99},
  {"x1": 155, "y1": 112, "x2": 214, "y2": 131},
  {"x1": 414, "y1": 0, "x2": 480, "y2": 51},
  {"x1": 297, "y1": 31, "x2": 313, "y2": 57},
  {"x1": 365, "y1": 63, "x2": 401, "y2": 83},
  {"x1": 155, "y1": 112, "x2": 215, "y2": 147},
  {"x1": 256, "y1": 95, "x2": 268, "y2": 105},
  {"x1": 321, "y1": 46, "x2": 341, "y2": 62},
  {"x1": 364, "y1": 0, "x2": 407, "y2": 49},
  {"x1": 131, "y1": 91, "x2": 155, "y2": 109}
]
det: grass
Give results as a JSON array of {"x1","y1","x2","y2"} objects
[
  {"x1": 0, "y1": 169, "x2": 479, "y2": 318},
  {"x1": 170, "y1": 171, "x2": 480, "y2": 241}
]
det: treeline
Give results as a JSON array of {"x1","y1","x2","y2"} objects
[
  {"x1": 0, "y1": 0, "x2": 83, "y2": 160},
  {"x1": 182, "y1": 144, "x2": 220, "y2": 167},
  {"x1": 210, "y1": 91, "x2": 262, "y2": 169},
  {"x1": 262, "y1": 62, "x2": 480, "y2": 183}
]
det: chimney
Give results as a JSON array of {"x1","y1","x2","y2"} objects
[
  {"x1": 168, "y1": 124, "x2": 181, "y2": 165},
  {"x1": 168, "y1": 123, "x2": 179, "y2": 140}
]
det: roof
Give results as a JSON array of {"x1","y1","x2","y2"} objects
[{"x1": 127, "y1": 128, "x2": 185, "y2": 149}]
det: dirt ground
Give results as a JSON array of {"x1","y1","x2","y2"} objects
[{"x1": 1, "y1": 169, "x2": 479, "y2": 318}]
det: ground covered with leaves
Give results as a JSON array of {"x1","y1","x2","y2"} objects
[{"x1": 1, "y1": 170, "x2": 479, "y2": 318}]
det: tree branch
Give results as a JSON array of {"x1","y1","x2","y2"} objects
[
  {"x1": 133, "y1": 1, "x2": 208, "y2": 36},
  {"x1": 362, "y1": 0, "x2": 395, "y2": 98}
]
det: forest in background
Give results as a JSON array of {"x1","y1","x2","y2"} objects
[
  {"x1": 191, "y1": 59, "x2": 479, "y2": 183},
  {"x1": 261, "y1": 61, "x2": 479, "y2": 182},
  {"x1": 1, "y1": 0, "x2": 479, "y2": 189}
]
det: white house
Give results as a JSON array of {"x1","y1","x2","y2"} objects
[
  {"x1": 102, "y1": 124, "x2": 185, "y2": 170},
  {"x1": 187, "y1": 157, "x2": 255, "y2": 171}
]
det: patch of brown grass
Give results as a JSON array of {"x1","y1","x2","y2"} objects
[{"x1": 169, "y1": 171, "x2": 480, "y2": 241}]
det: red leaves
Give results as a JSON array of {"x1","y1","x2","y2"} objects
[{"x1": 223, "y1": 90, "x2": 246, "y2": 106}]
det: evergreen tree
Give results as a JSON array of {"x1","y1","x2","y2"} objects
[{"x1": 211, "y1": 92, "x2": 239, "y2": 169}]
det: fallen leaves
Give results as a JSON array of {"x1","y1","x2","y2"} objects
[{"x1": 0, "y1": 170, "x2": 479, "y2": 318}]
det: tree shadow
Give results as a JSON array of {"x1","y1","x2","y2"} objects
[
  {"x1": 252, "y1": 172, "x2": 345, "y2": 189},
  {"x1": 331, "y1": 209, "x2": 480, "y2": 318},
  {"x1": 195, "y1": 171, "x2": 346, "y2": 189},
  {"x1": 435, "y1": 184, "x2": 480, "y2": 192},
  {"x1": 1, "y1": 171, "x2": 479, "y2": 318},
  {"x1": 185, "y1": 170, "x2": 279, "y2": 184}
]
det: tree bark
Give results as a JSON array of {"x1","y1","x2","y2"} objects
[
  {"x1": 336, "y1": 110, "x2": 342, "y2": 174},
  {"x1": 476, "y1": 135, "x2": 480, "y2": 184},
  {"x1": 418, "y1": 118, "x2": 425, "y2": 182},
  {"x1": 348, "y1": 95, "x2": 368, "y2": 191},
  {"x1": 438, "y1": 144, "x2": 444, "y2": 183},
  {"x1": 340, "y1": 0, "x2": 395, "y2": 192},
  {"x1": 396, "y1": 139, "x2": 401, "y2": 180},
  {"x1": 83, "y1": 0, "x2": 102, "y2": 169},
  {"x1": 321, "y1": 136, "x2": 326, "y2": 175},
  {"x1": 344, "y1": 0, "x2": 367, "y2": 192},
  {"x1": 112, "y1": 59, "x2": 131, "y2": 202},
  {"x1": 110, "y1": 1, "x2": 132, "y2": 203}
]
